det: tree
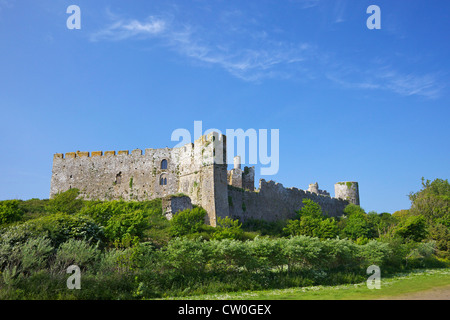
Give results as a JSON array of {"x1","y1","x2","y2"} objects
[
  {"x1": 298, "y1": 198, "x2": 323, "y2": 219},
  {"x1": 341, "y1": 210, "x2": 375, "y2": 241},
  {"x1": 409, "y1": 178, "x2": 449, "y2": 224},
  {"x1": 394, "y1": 215, "x2": 428, "y2": 243},
  {"x1": 283, "y1": 199, "x2": 338, "y2": 239}
]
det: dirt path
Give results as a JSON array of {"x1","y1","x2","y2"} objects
[{"x1": 379, "y1": 284, "x2": 450, "y2": 300}]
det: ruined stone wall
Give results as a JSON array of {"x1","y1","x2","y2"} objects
[
  {"x1": 227, "y1": 179, "x2": 349, "y2": 222},
  {"x1": 50, "y1": 148, "x2": 180, "y2": 201},
  {"x1": 50, "y1": 131, "x2": 353, "y2": 227},
  {"x1": 50, "y1": 131, "x2": 229, "y2": 226}
]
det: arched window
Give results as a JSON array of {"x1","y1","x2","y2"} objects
[
  {"x1": 160, "y1": 175, "x2": 167, "y2": 186},
  {"x1": 161, "y1": 159, "x2": 168, "y2": 170}
]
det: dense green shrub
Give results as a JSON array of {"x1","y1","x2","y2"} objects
[
  {"x1": 340, "y1": 211, "x2": 375, "y2": 240},
  {"x1": 19, "y1": 237, "x2": 54, "y2": 274},
  {"x1": 394, "y1": 215, "x2": 428, "y2": 242},
  {"x1": 104, "y1": 210, "x2": 149, "y2": 242},
  {"x1": 358, "y1": 240, "x2": 392, "y2": 267},
  {"x1": 169, "y1": 207, "x2": 207, "y2": 237},
  {"x1": 0, "y1": 200, "x2": 24, "y2": 225},
  {"x1": 52, "y1": 239, "x2": 100, "y2": 273},
  {"x1": 241, "y1": 219, "x2": 287, "y2": 237},
  {"x1": 161, "y1": 237, "x2": 211, "y2": 274},
  {"x1": 283, "y1": 199, "x2": 338, "y2": 239},
  {"x1": 212, "y1": 216, "x2": 244, "y2": 240},
  {"x1": 46, "y1": 189, "x2": 83, "y2": 215},
  {"x1": 80, "y1": 199, "x2": 162, "y2": 226},
  {"x1": 1, "y1": 212, "x2": 104, "y2": 247}
]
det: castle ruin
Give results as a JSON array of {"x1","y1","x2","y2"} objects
[{"x1": 50, "y1": 132, "x2": 359, "y2": 226}]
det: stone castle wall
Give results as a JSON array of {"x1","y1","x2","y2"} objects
[
  {"x1": 51, "y1": 132, "x2": 357, "y2": 226},
  {"x1": 227, "y1": 179, "x2": 349, "y2": 222},
  {"x1": 50, "y1": 132, "x2": 229, "y2": 226}
]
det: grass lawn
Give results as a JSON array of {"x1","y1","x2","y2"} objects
[{"x1": 167, "y1": 268, "x2": 450, "y2": 300}]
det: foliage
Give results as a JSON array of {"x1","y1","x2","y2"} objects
[
  {"x1": 0, "y1": 200, "x2": 24, "y2": 226},
  {"x1": 283, "y1": 199, "x2": 338, "y2": 239},
  {"x1": 53, "y1": 239, "x2": 100, "y2": 272},
  {"x1": 394, "y1": 215, "x2": 428, "y2": 242},
  {"x1": 19, "y1": 236, "x2": 54, "y2": 273},
  {"x1": 169, "y1": 207, "x2": 207, "y2": 237},
  {"x1": 0, "y1": 177, "x2": 449, "y2": 299},
  {"x1": 343, "y1": 203, "x2": 366, "y2": 216},
  {"x1": 241, "y1": 219, "x2": 287, "y2": 237},
  {"x1": 80, "y1": 199, "x2": 162, "y2": 226},
  {"x1": 298, "y1": 198, "x2": 323, "y2": 219},
  {"x1": 18, "y1": 198, "x2": 49, "y2": 220},
  {"x1": 340, "y1": 205, "x2": 376, "y2": 241},
  {"x1": 1, "y1": 212, "x2": 104, "y2": 247},
  {"x1": 427, "y1": 223, "x2": 450, "y2": 258},
  {"x1": 212, "y1": 216, "x2": 243, "y2": 240},
  {"x1": 104, "y1": 210, "x2": 149, "y2": 242},
  {"x1": 409, "y1": 178, "x2": 449, "y2": 225},
  {"x1": 46, "y1": 189, "x2": 83, "y2": 215}
]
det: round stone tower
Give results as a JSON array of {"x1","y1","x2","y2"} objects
[{"x1": 334, "y1": 181, "x2": 360, "y2": 205}]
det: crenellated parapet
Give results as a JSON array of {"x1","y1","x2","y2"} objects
[{"x1": 53, "y1": 149, "x2": 148, "y2": 159}]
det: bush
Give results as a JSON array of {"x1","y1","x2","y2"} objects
[
  {"x1": 5, "y1": 212, "x2": 104, "y2": 247},
  {"x1": 52, "y1": 239, "x2": 100, "y2": 273},
  {"x1": 104, "y1": 210, "x2": 149, "y2": 242},
  {"x1": 0, "y1": 200, "x2": 24, "y2": 225},
  {"x1": 19, "y1": 237, "x2": 54, "y2": 274},
  {"x1": 212, "y1": 216, "x2": 243, "y2": 240},
  {"x1": 341, "y1": 211, "x2": 375, "y2": 240},
  {"x1": 161, "y1": 237, "x2": 211, "y2": 274},
  {"x1": 207, "y1": 239, "x2": 254, "y2": 272},
  {"x1": 241, "y1": 219, "x2": 286, "y2": 237},
  {"x1": 46, "y1": 189, "x2": 83, "y2": 215},
  {"x1": 169, "y1": 207, "x2": 207, "y2": 237},
  {"x1": 80, "y1": 199, "x2": 162, "y2": 226},
  {"x1": 394, "y1": 215, "x2": 428, "y2": 242},
  {"x1": 283, "y1": 199, "x2": 338, "y2": 239},
  {"x1": 358, "y1": 240, "x2": 392, "y2": 268},
  {"x1": 298, "y1": 198, "x2": 323, "y2": 219},
  {"x1": 282, "y1": 236, "x2": 325, "y2": 271},
  {"x1": 248, "y1": 237, "x2": 287, "y2": 271}
]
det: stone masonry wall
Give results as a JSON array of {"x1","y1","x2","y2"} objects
[
  {"x1": 50, "y1": 132, "x2": 229, "y2": 226},
  {"x1": 228, "y1": 179, "x2": 349, "y2": 222}
]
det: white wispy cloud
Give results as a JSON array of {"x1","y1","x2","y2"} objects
[
  {"x1": 288, "y1": 0, "x2": 321, "y2": 9},
  {"x1": 89, "y1": 8, "x2": 444, "y2": 99},
  {"x1": 327, "y1": 66, "x2": 443, "y2": 99},
  {"x1": 90, "y1": 11, "x2": 314, "y2": 82},
  {"x1": 90, "y1": 16, "x2": 166, "y2": 42}
]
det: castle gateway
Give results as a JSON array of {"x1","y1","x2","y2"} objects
[{"x1": 50, "y1": 132, "x2": 359, "y2": 226}]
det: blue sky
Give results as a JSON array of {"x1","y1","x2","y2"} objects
[{"x1": 0, "y1": 0, "x2": 449, "y2": 213}]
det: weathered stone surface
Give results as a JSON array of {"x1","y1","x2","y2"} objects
[
  {"x1": 228, "y1": 179, "x2": 349, "y2": 222},
  {"x1": 334, "y1": 182, "x2": 360, "y2": 205},
  {"x1": 162, "y1": 195, "x2": 193, "y2": 220},
  {"x1": 51, "y1": 132, "x2": 230, "y2": 226}
]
